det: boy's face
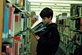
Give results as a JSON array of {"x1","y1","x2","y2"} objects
[{"x1": 42, "y1": 17, "x2": 51, "y2": 24}]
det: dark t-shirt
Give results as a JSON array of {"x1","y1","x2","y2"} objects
[{"x1": 36, "y1": 23, "x2": 60, "y2": 55}]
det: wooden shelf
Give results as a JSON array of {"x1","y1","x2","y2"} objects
[{"x1": 0, "y1": 0, "x2": 4, "y2": 54}]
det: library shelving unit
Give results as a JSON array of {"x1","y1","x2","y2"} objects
[
  {"x1": 56, "y1": 4, "x2": 82, "y2": 55},
  {"x1": 1, "y1": 0, "x2": 31, "y2": 55}
]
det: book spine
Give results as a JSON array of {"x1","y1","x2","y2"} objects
[
  {"x1": 80, "y1": 18, "x2": 82, "y2": 31},
  {"x1": 21, "y1": 13, "x2": 24, "y2": 31},
  {"x1": 3, "y1": 4, "x2": 9, "y2": 41},
  {"x1": 11, "y1": 8, "x2": 15, "y2": 37},
  {"x1": 21, "y1": 18, "x2": 24, "y2": 31},
  {"x1": 18, "y1": 0, "x2": 23, "y2": 6},
  {"x1": 8, "y1": 3, "x2": 13, "y2": 35}
]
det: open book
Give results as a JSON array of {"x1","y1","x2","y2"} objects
[{"x1": 27, "y1": 22, "x2": 47, "y2": 40}]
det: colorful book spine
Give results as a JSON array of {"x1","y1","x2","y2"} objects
[
  {"x1": 16, "y1": 41, "x2": 19, "y2": 55},
  {"x1": 13, "y1": 36, "x2": 22, "y2": 55},
  {"x1": 15, "y1": 14, "x2": 19, "y2": 22},
  {"x1": 3, "y1": 3, "x2": 9, "y2": 41},
  {"x1": 8, "y1": 3, "x2": 13, "y2": 35},
  {"x1": 11, "y1": 8, "x2": 15, "y2": 37},
  {"x1": 21, "y1": 18, "x2": 24, "y2": 31},
  {"x1": 80, "y1": 18, "x2": 82, "y2": 31},
  {"x1": 24, "y1": 15, "x2": 27, "y2": 30},
  {"x1": 79, "y1": 5, "x2": 82, "y2": 17},
  {"x1": 16, "y1": 0, "x2": 23, "y2": 6},
  {"x1": 27, "y1": 1, "x2": 31, "y2": 13},
  {"x1": 21, "y1": 13, "x2": 24, "y2": 31},
  {"x1": 21, "y1": 13, "x2": 27, "y2": 30},
  {"x1": 14, "y1": 42, "x2": 18, "y2": 55}
]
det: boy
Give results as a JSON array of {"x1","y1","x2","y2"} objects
[{"x1": 36, "y1": 7, "x2": 60, "y2": 55}]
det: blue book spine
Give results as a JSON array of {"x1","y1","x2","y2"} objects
[
  {"x1": 27, "y1": 1, "x2": 31, "y2": 13},
  {"x1": 3, "y1": 4, "x2": 9, "y2": 41},
  {"x1": 22, "y1": 39, "x2": 24, "y2": 52},
  {"x1": 25, "y1": 15, "x2": 27, "y2": 29},
  {"x1": 23, "y1": 13, "x2": 27, "y2": 30}
]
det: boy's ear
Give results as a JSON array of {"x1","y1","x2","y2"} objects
[{"x1": 49, "y1": 16, "x2": 52, "y2": 20}]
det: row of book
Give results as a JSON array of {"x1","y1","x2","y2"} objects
[
  {"x1": 70, "y1": 4, "x2": 82, "y2": 17},
  {"x1": 57, "y1": 4, "x2": 82, "y2": 55},
  {"x1": 1, "y1": 35, "x2": 22, "y2": 55},
  {"x1": 1, "y1": 1, "x2": 31, "y2": 55},
  {"x1": 58, "y1": 18, "x2": 82, "y2": 43},
  {"x1": 1, "y1": 34, "x2": 31, "y2": 55},
  {"x1": 2, "y1": 2, "x2": 28, "y2": 41},
  {"x1": 58, "y1": 17, "x2": 82, "y2": 31},
  {"x1": 7, "y1": 0, "x2": 24, "y2": 7},
  {"x1": 7, "y1": 0, "x2": 31, "y2": 13}
]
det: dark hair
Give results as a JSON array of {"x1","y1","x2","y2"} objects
[{"x1": 40, "y1": 7, "x2": 53, "y2": 19}]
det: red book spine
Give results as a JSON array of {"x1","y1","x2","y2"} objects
[
  {"x1": 6, "y1": 44, "x2": 12, "y2": 55},
  {"x1": 80, "y1": 18, "x2": 82, "y2": 31},
  {"x1": 15, "y1": 15, "x2": 19, "y2": 22},
  {"x1": 80, "y1": 18, "x2": 82, "y2": 24},
  {"x1": 14, "y1": 42, "x2": 18, "y2": 55},
  {"x1": 1, "y1": 52, "x2": 6, "y2": 55},
  {"x1": 8, "y1": 4, "x2": 12, "y2": 30},
  {"x1": 80, "y1": 26, "x2": 82, "y2": 30}
]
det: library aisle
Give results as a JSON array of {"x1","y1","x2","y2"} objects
[{"x1": 30, "y1": 35, "x2": 66, "y2": 55}]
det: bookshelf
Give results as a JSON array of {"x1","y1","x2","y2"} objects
[
  {"x1": 0, "y1": 0, "x2": 4, "y2": 54},
  {"x1": 57, "y1": 4, "x2": 82, "y2": 55},
  {"x1": 1, "y1": 0, "x2": 31, "y2": 55}
]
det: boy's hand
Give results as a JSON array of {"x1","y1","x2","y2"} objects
[{"x1": 35, "y1": 35, "x2": 40, "y2": 40}]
